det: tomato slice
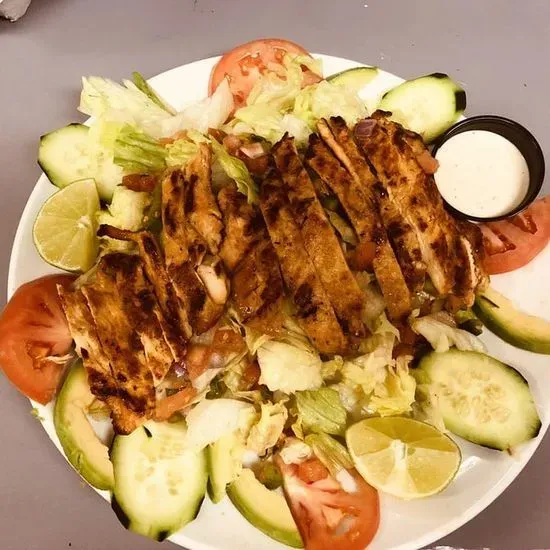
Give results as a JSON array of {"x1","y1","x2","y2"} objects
[
  {"x1": 209, "y1": 38, "x2": 322, "y2": 109},
  {"x1": 0, "y1": 275, "x2": 76, "y2": 404},
  {"x1": 481, "y1": 197, "x2": 550, "y2": 274},
  {"x1": 276, "y1": 456, "x2": 380, "y2": 550}
]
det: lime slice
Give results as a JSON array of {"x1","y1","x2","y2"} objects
[
  {"x1": 346, "y1": 417, "x2": 461, "y2": 500},
  {"x1": 33, "y1": 179, "x2": 100, "y2": 272}
]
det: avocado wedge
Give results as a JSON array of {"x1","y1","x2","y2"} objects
[
  {"x1": 227, "y1": 469, "x2": 303, "y2": 548},
  {"x1": 54, "y1": 362, "x2": 114, "y2": 490},
  {"x1": 474, "y1": 287, "x2": 550, "y2": 354}
]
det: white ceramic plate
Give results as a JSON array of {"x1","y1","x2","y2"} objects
[{"x1": 7, "y1": 54, "x2": 550, "y2": 550}]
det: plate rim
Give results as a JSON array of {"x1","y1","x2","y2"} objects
[{"x1": 6, "y1": 52, "x2": 549, "y2": 550}]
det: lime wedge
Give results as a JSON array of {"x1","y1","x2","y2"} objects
[
  {"x1": 346, "y1": 417, "x2": 461, "y2": 500},
  {"x1": 33, "y1": 179, "x2": 100, "y2": 272}
]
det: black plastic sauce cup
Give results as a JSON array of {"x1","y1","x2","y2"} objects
[{"x1": 431, "y1": 115, "x2": 545, "y2": 222}]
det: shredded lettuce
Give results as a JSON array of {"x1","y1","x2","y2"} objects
[
  {"x1": 411, "y1": 382, "x2": 447, "y2": 433},
  {"x1": 294, "y1": 80, "x2": 368, "y2": 130},
  {"x1": 246, "y1": 54, "x2": 306, "y2": 111},
  {"x1": 185, "y1": 398, "x2": 256, "y2": 450},
  {"x1": 279, "y1": 437, "x2": 313, "y2": 465},
  {"x1": 321, "y1": 355, "x2": 344, "y2": 382},
  {"x1": 210, "y1": 137, "x2": 258, "y2": 204},
  {"x1": 411, "y1": 315, "x2": 486, "y2": 353},
  {"x1": 246, "y1": 402, "x2": 288, "y2": 456},
  {"x1": 130, "y1": 72, "x2": 176, "y2": 114},
  {"x1": 222, "y1": 351, "x2": 250, "y2": 394},
  {"x1": 331, "y1": 313, "x2": 416, "y2": 418},
  {"x1": 97, "y1": 185, "x2": 149, "y2": 233},
  {"x1": 86, "y1": 120, "x2": 126, "y2": 201},
  {"x1": 295, "y1": 388, "x2": 347, "y2": 436},
  {"x1": 244, "y1": 325, "x2": 272, "y2": 355},
  {"x1": 160, "y1": 78, "x2": 234, "y2": 137},
  {"x1": 227, "y1": 54, "x2": 364, "y2": 148},
  {"x1": 257, "y1": 340, "x2": 323, "y2": 394},
  {"x1": 80, "y1": 76, "x2": 172, "y2": 138},
  {"x1": 165, "y1": 139, "x2": 199, "y2": 167},
  {"x1": 113, "y1": 124, "x2": 167, "y2": 174},
  {"x1": 80, "y1": 75, "x2": 233, "y2": 140},
  {"x1": 305, "y1": 433, "x2": 353, "y2": 477},
  {"x1": 369, "y1": 356, "x2": 416, "y2": 417}
]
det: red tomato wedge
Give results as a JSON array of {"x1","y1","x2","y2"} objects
[
  {"x1": 209, "y1": 38, "x2": 322, "y2": 109},
  {"x1": 0, "y1": 275, "x2": 75, "y2": 404},
  {"x1": 276, "y1": 456, "x2": 380, "y2": 550},
  {"x1": 481, "y1": 196, "x2": 550, "y2": 274}
]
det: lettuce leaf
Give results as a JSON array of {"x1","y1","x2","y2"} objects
[
  {"x1": 411, "y1": 315, "x2": 486, "y2": 353},
  {"x1": 294, "y1": 80, "x2": 368, "y2": 129},
  {"x1": 113, "y1": 124, "x2": 166, "y2": 173},
  {"x1": 257, "y1": 340, "x2": 323, "y2": 394},
  {"x1": 80, "y1": 76, "x2": 171, "y2": 138},
  {"x1": 246, "y1": 402, "x2": 288, "y2": 455},
  {"x1": 222, "y1": 351, "x2": 251, "y2": 394},
  {"x1": 369, "y1": 356, "x2": 416, "y2": 416},
  {"x1": 130, "y1": 72, "x2": 176, "y2": 114},
  {"x1": 80, "y1": 75, "x2": 233, "y2": 139},
  {"x1": 86, "y1": 120, "x2": 126, "y2": 201},
  {"x1": 305, "y1": 433, "x2": 353, "y2": 477},
  {"x1": 96, "y1": 186, "x2": 149, "y2": 233},
  {"x1": 160, "y1": 78, "x2": 233, "y2": 137},
  {"x1": 185, "y1": 398, "x2": 256, "y2": 450},
  {"x1": 411, "y1": 382, "x2": 447, "y2": 433},
  {"x1": 210, "y1": 137, "x2": 258, "y2": 204},
  {"x1": 295, "y1": 388, "x2": 347, "y2": 436},
  {"x1": 279, "y1": 437, "x2": 313, "y2": 465}
]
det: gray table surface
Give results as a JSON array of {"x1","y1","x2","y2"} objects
[{"x1": 1, "y1": 1, "x2": 549, "y2": 549}]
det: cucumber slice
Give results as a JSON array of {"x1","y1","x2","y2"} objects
[
  {"x1": 379, "y1": 73, "x2": 466, "y2": 142},
  {"x1": 327, "y1": 66, "x2": 379, "y2": 92},
  {"x1": 417, "y1": 349, "x2": 541, "y2": 451},
  {"x1": 207, "y1": 432, "x2": 242, "y2": 503},
  {"x1": 111, "y1": 421, "x2": 207, "y2": 541},
  {"x1": 474, "y1": 287, "x2": 550, "y2": 354},
  {"x1": 54, "y1": 361, "x2": 114, "y2": 491},
  {"x1": 38, "y1": 124, "x2": 92, "y2": 189},
  {"x1": 227, "y1": 469, "x2": 302, "y2": 548}
]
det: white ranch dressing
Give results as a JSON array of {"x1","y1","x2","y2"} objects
[{"x1": 434, "y1": 130, "x2": 530, "y2": 217}]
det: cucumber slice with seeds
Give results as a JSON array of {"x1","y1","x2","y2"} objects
[
  {"x1": 38, "y1": 124, "x2": 92, "y2": 188},
  {"x1": 327, "y1": 66, "x2": 379, "y2": 92},
  {"x1": 111, "y1": 421, "x2": 207, "y2": 541},
  {"x1": 417, "y1": 349, "x2": 541, "y2": 451},
  {"x1": 379, "y1": 73, "x2": 466, "y2": 142}
]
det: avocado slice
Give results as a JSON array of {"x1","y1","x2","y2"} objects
[
  {"x1": 227, "y1": 469, "x2": 303, "y2": 548},
  {"x1": 54, "y1": 362, "x2": 114, "y2": 490},
  {"x1": 207, "y1": 432, "x2": 242, "y2": 503},
  {"x1": 474, "y1": 287, "x2": 550, "y2": 354}
]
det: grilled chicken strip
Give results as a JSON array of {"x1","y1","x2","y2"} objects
[
  {"x1": 218, "y1": 186, "x2": 285, "y2": 332},
  {"x1": 58, "y1": 286, "x2": 143, "y2": 434},
  {"x1": 372, "y1": 181, "x2": 427, "y2": 292},
  {"x1": 310, "y1": 120, "x2": 412, "y2": 320},
  {"x1": 161, "y1": 164, "x2": 227, "y2": 333},
  {"x1": 450, "y1": 220, "x2": 490, "y2": 309},
  {"x1": 79, "y1": 254, "x2": 157, "y2": 434},
  {"x1": 260, "y1": 173, "x2": 348, "y2": 353},
  {"x1": 162, "y1": 168, "x2": 207, "y2": 267},
  {"x1": 97, "y1": 225, "x2": 192, "y2": 344},
  {"x1": 232, "y1": 239, "x2": 285, "y2": 333},
  {"x1": 272, "y1": 135, "x2": 367, "y2": 337},
  {"x1": 356, "y1": 113, "x2": 458, "y2": 297},
  {"x1": 218, "y1": 186, "x2": 265, "y2": 271},
  {"x1": 185, "y1": 144, "x2": 223, "y2": 255}
]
